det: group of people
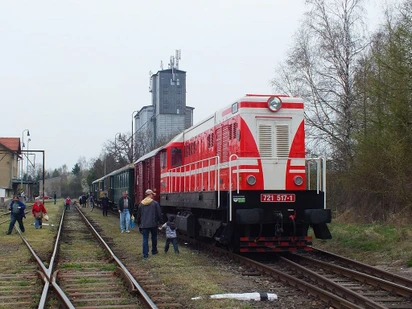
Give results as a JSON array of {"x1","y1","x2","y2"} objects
[
  {"x1": 118, "y1": 189, "x2": 179, "y2": 259},
  {"x1": 6, "y1": 195, "x2": 48, "y2": 235},
  {"x1": 7, "y1": 188, "x2": 179, "y2": 260}
]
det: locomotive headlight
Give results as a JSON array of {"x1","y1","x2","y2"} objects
[
  {"x1": 268, "y1": 96, "x2": 282, "y2": 112},
  {"x1": 294, "y1": 175, "x2": 304, "y2": 186},
  {"x1": 247, "y1": 175, "x2": 257, "y2": 186}
]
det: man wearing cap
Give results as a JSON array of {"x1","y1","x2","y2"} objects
[{"x1": 136, "y1": 189, "x2": 163, "y2": 259}]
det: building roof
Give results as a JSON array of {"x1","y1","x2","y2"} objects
[{"x1": 0, "y1": 137, "x2": 21, "y2": 154}]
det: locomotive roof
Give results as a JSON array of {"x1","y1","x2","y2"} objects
[{"x1": 134, "y1": 146, "x2": 163, "y2": 164}]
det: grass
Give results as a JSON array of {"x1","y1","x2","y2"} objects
[
  {"x1": 312, "y1": 220, "x2": 412, "y2": 267},
  {"x1": 100, "y1": 264, "x2": 116, "y2": 271},
  {"x1": 76, "y1": 278, "x2": 99, "y2": 284},
  {"x1": 60, "y1": 263, "x2": 83, "y2": 269},
  {"x1": 16, "y1": 281, "x2": 30, "y2": 286},
  {"x1": 83, "y1": 207, "x2": 262, "y2": 309}
]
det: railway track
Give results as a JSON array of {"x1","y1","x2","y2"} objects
[
  {"x1": 177, "y1": 234, "x2": 412, "y2": 309},
  {"x1": 0, "y1": 241, "x2": 42, "y2": 308},
  {"x1": 307, "y1": 248, "x2": 412, "y2": 289},
  {"x1": 80, "y1": 207, "x2": 184, "y2": 308},
  {"x1": 52, "y1": 208, "x2": 142, "y2": 308},
  {"x1": 2, "y1": 205, "x2": 160, "y2": 309},
  {"x1": 285, "y1": 248, "x2": 412, "y2": 309}
]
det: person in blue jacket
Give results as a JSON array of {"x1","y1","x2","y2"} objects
[{"x1": 7, "y1": 195, "x2": 26, "y2": 235}]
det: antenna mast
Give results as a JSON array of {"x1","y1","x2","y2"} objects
[
  {"x1": 148, "y1": 70, "x2": 153, "y2": 92},
  {"x1": 175, "y1": 49, "x2": 181, "y2": 69}
]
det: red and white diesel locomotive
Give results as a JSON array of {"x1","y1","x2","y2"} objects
[{"x1": 134, "y1": 94, "x2": 331, "y2": 252}]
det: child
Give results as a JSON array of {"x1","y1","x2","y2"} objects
[
  {"x1": 160, "y1": 215, "x2": 179, "y2": 254},
  {"x1": 65, "y1": 196, "x2": 71, "y2": 211}
]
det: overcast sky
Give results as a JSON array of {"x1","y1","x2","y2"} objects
[{"x1": 0, "y1": 0, "x2": 392, "y2": 171}]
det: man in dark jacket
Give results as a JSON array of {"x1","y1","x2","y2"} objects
[
  {"x1": 118, "y1": 191, "x2": 132, "y2": 233},
  {"x1": 7, "y1": 195, "x2": 26, "y2": 234},
  {"x1": 136, "y1": 189, "x2": 162, "y2": 259},
  {"x1": 101, "y1": 193, "x2": 109, "y2": 216}
]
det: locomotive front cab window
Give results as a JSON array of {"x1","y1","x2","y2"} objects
[{"x1": 171, "y1": 147, "x2": 182, "y2": 167}]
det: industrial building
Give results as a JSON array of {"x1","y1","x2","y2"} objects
[{"x1": 133, "y1": 50, "x2": 194, "y2": 156}]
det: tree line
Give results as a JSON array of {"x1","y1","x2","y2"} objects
[
  {"x1": 26, "y1": 127, "x2": 172, "y2": 198},
  {"x1": 272, "y1": 0, "x2": 412, "y2": 221}
]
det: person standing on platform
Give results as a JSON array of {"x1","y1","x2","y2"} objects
[
  {"x1": 136, "y1": 189, "x2": 162, "y2": 259},
  {"x1": 82, "y1": 195, "x2": 87, "y2": 208},
  {"x1": 6, "y1": 195, "x2": 26, "y2": 234},
  {"x1": 32, "y1": 198, "x2": 47, "y2": 229},
  {"x1": 118, "y1": 191, "x2": 132, "y2": 233},
  {"x1": 101, "y1": 193, "x2": 109, "y2": 216}
]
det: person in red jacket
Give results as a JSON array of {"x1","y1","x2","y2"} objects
[{"x1": 32, "y1": 198, "x2": 47, "y2": 229}]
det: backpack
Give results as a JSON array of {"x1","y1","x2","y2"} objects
[{"x1": 11, "y1": 202, "x2": 20, "y2": 214}]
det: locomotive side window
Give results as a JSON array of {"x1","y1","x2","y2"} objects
[
  {"x1": 160, "y1": 151, "x2": 167, "y2": 169},
  {"x1": 171, "y1": 147, "x2": 182, "y2": 167}
]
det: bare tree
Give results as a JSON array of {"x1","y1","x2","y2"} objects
[
  {"x1": 134, "y1": 128, "x2": 155, "y2": 160},
  {"x1": 272, "y1": 0, "x2": 367, "y2": 170}
]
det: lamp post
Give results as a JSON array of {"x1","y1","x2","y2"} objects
[
  {"x1": 21, "y1": 129, "x2": 30, "y2": 193},
  {"x1": 131, "y1": 110, "x2": 138, "y2": 163},
  {"x1": 114, "y1": 132, "x2": 121, "y2": 163},
  {"x1": 26, "y1": 138, "x2": 31, "y2": 178}
]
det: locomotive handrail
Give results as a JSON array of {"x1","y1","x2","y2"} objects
[
  {"x1": 168, "y1": 155, "x2": 220, "y2": 194},
  {"x1": 227, "y1": 156, "x2": 328, "y2": 218},
  {"x1": 228, "y1": 154, "x2": 239, "y2": 221}
]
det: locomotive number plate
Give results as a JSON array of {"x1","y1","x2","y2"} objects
[{"x1": 261, "y1": 194, "x2": 296, "y2": 202}]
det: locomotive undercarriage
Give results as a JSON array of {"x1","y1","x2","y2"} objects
[{"x1": 162, "y1": 190, "x2": 331, "y2": 253}]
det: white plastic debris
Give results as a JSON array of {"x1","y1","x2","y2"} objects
[{"x1": 192, "y1": 292, "x2": 277, "y2": 301}]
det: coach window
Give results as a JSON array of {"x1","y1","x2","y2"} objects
[
  {"x1": 171, "y1": 148, "x2": 182, "y2": 167},
  {"x1": 160, "y1": 151, "x2": 167, "y2": 169}
]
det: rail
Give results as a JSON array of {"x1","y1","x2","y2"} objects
[
  {"x1": 75, "y1": 205, "x2": 158, "y2": 309},
  {"x1": 313, "y1": 248, "x2": 412, "y2": 288},
  {"x1": 14, "y1": 208, "x2": 75, "y2": 309},
  {"x1": 14, "y1": 205, "x2": 157, "y2": 309},
  {"x1": 177, "y1": 233, "x2": 362, "y2": 309}
]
